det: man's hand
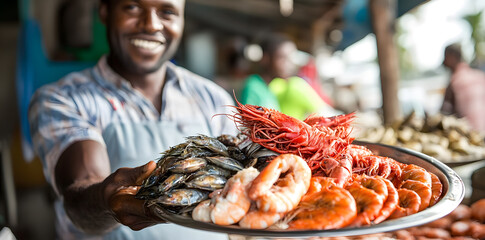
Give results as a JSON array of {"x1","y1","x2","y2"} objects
[
  {"x1": 57, "y1": 140, "x2": 164, "y2": 234},
  {"x1": 105, "y1": 161, "x2": 165, "y2": 230}
]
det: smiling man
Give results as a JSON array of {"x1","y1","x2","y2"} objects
[{"x1": 28, "y1": 0, "x2": 236, "y2": 239}]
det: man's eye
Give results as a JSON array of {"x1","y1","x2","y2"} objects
[
  {"x1": 162, "y1": 9, "x2": 175, "y2": 15},
  {"x1": 160, "y1": 9, "x2": 177, "y2": 18},
  {"x1": 125, "y1": 4, "x2": 140, "y2": 12}
]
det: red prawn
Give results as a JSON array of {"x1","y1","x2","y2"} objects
[
  {"x1": 304, "y1": 112, "x2": 356, "y2": 129},
  {"x1": 316, "y1": 154, "x2": 353, "y2": 187},
  {"x1": 230, "y1": 101, "x2": 355, "y2": 185},
  {"x1": 230, "y1": 101, "x2": 353, "y2": 159},
  {"x1": 231, "y1": 102, "x2": 314, "y2": 153}
]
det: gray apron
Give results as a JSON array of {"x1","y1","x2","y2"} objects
[{"x1": 100, "y1": 120, "x2": 229, "y2": 240}]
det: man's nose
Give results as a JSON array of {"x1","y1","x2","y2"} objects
[{"x1": 143, "y1": 10, "x2": 163, "y2": 33}]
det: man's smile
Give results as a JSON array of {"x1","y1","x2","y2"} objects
[{"x1": 130, "y1": 38, "x2": 164, "y2": 51}]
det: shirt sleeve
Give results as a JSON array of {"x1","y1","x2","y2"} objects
[{"x1": 28, "y1": 83, "x2": 105, "y2": 194}]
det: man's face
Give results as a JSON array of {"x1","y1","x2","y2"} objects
[
  {"x1": 272, "y1": 41, "x2": 297, "y2": 79},
  {"x1": 443, "y1": 52, "x2": 457, "y2": 71},
  {"x1": 102, "y1": 0, "x2": 185, "y2": 75}
]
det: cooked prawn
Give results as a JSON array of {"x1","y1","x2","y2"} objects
[
  {"x1": 388, "y1": 188, "x2": 421, "y2": 219},
  {"x1": 400, "y1": 179, "x2": 431, "y2": 211},
  {"x1": 373, "y1": 178, "x2": 399, "y2": 224},
  {"x1": 401, "y1": 164, "x2": 432, "y2": 187},
  {"x1": 288, "y1": 185, "x2": 357, "y2": 230},
  {"x1": 319, "y1": 154, "x2": 353, "y2": 187},
  {"x1": 248, "y1": 154, "x2": 311, "y2": 213},
  {"x1": 238, "y1": 208, "x2": 285, "y2": 229},
  {"x1": 210, "y1": 167, "x2": 259, "y2": 225},
  {"x1": 429, "y1": 172, "x2": 442, "y2": 207},
  {"x1": 305, "y1": 176, "x2": 337, "y2": 196},
  {"x1": 352, "y1": 155, "x2": 403, "y2": 184},
  {"x1": 346, "y1": 144, "x2": 373, "y2": 162},
  {"x1": 346, "y1": 182, "x2": 384, "y2": 226},
  {"x1": 192, "y1": 199, "x2": 212, "y2": 223},
  {"x1": 352, "y1": 175, "x2": 388, "y2": 202}
]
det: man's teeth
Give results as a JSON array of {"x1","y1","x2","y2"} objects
[{"x1": 131, "y1": 39, "x2": 161, "y2": 50}]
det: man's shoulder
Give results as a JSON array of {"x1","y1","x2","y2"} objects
[
  {"x1": 171, "y1": 64, "x2": 231, "y2": 95},
  {"x1": 35, "y1": 68, "x2": 95, "y2": 95},
  {"x1": 171, "y1": 64, "x2": 212, "y2": 84},
  {"x1": 31, "y1": 69, "x2": 94, "y2": 104}
]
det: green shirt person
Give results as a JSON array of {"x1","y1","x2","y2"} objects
[
  {"x1": 270, "y1": 76, "x2": 328, "y2": 120},
  {"x1": 240, "y1": 74, "x2": 280, "y2": 110}
]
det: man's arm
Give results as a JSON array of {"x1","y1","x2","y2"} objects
[
  {"x1": 441, "y1": 84, "x2": 455, "y2": 115},
  {"x1": 55, "y1": 140, "x2": 160, "y2": 234}
]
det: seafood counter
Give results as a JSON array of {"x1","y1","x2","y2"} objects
[
  {"x1": 355, "y1": 112, "x2": 485, "y2": 165},
  {"x1": 135, "y1": 103, "x2": 464, "y2": 236}
]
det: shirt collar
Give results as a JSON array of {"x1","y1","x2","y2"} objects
[
  {"x1": 95, "y1": 55, "x2": 181, "y2": 90},
  {"x1": 95, "y1": 55, "x2": 127, "y2": 89}
]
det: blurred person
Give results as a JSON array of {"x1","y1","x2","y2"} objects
[
  {"x1": 298, "y1": 58, "x2": 334, "y2": 107},
  {"x1": 239, "y1": 34, "x2": 284, "y2": 110},
  {"x1": 240, "y1": 33, "x2": 334, "y2": 119},
  {"x1": 28, "y1": 0, "x2": 236, "y2": 239},
  {"x1": 441, "y1": 43, "x2": 485, "y2": 133}
]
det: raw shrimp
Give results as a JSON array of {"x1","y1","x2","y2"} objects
[
  {"x1": 388, "y1": 188, "x2": 421, "y2": 219},
  {"x1": 400, "y1": 179, "x2": 431, "y2": 211},
  {"x1": 373, "y1": 178, "x2": 399, "y2": 224},
  {"x1": 303, "y1": 112, "x2": 356, "y2": 129},
  {"x1": 449, "y1": 204, "x2": 472, "y2": 221},
  {"x1": 407, "y1": 226, "x2": 451, "y2": 239},
  {"x1": 303, "y1": 112, "x2": 355, "y2": 140},
  {"x1": 429, "y1": 172, "x2": 442, "y2": 207},
  {"x1": 230, "y1": 102, "x2": 314, "y2": 152},
  {"x1": 346, "y1": 182, "x2": 384, "y2": 226},
  {"x1": 470, "y1": 199, "x2": 485, "y2": 222},
  {"x1": 248, "y1": 154, "x2": 311, "y2": 213},
  {"x1": 230, "y1": 100, "x2": 353, "y2": 172},
  {"x1": 210, "y1": 167, "x2": 259, "y2": 225},
  {"x1": 238, "y1": 208, "x2": 285, "y2": 229},
  {"x1": 288, "y1": 185, "x2": 357, "y2": 230}
]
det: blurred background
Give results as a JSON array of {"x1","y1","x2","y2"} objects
[{"x1": 1, "y1": 0, "x2": 485, "y2": 239}]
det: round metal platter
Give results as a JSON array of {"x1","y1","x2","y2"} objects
[{"x1": 152, "y1": 141, "x2": 465, "y2": 238}]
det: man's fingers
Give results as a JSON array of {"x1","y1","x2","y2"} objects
[
  {"x1": 135, "y1": 161, "x2": 156, "y2": 185},
  {"x1": 116, "y1": 186, "x2": 140, "y2": 195},
  {"x1": 129, "y1": 222, "x2": 157, "y2": 231}
]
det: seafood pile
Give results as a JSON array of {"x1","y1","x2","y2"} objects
[
  {"x1": 356, "y1": 111, "x2": 485, "y2": 164},
  {"x1": 137, "y1": 101, "x2": 447, "y2": 230},
  {"x1": 135, "y1": 134, "x2": 279, "y2": 213},
  {"x1": 295, "y1": 200, "x2": 485, "y2": 239}
]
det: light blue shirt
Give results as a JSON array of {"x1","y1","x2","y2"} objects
[{"x1": 28, "y1": 56, "x2": 237, "y2": 239}]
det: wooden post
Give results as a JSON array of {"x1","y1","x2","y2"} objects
[
  {"x1": 369, "y1": 0, "x2": 402, "y2": 125},
  {"x1": 310, "y1": 4, "x2": 342, "y2": 55}
]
